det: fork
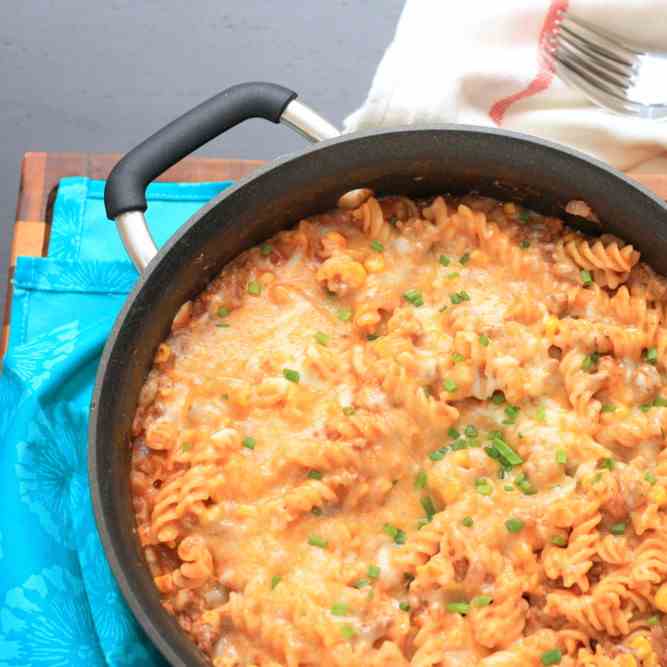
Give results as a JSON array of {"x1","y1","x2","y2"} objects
[{"x1": 543, "y1": 11, "x2": 667, "y2": 119}]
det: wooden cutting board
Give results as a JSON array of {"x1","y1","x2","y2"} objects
[{"x1": 3, "y1": 151, "x2": 667, "y2": 355}]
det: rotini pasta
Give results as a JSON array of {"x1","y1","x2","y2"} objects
[{"x1": 131, "y1": 192, "x2": 667, "y2": 666}]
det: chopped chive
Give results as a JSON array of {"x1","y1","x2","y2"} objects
[
  {"x1": 450, "y1": 290, "x2": 470, "y2": 304},
  {"x1": 465, "y1": 425, "x2": 478, "y2": 438},
  {"x1": 648, "y1": 615, "x2": 660, "y2": 626},
  {"x1": 519, "y1": 239, "x2": 530, "y2": 249},
  {"x1": 645, "y1": 347, "x2": 658, "y2": 365},
  {"x1": 640, "y1": 403, "x2": 652, "y2": 413},
  {"x1": 367, "y1": 564, "x2": 380, "y2": 579},
  {"x1": 580, "y1": 270, "x2": 593, "y2": 287},
  {"x1": 556, "y1": 449, "x2": 567, "y2": 465},
  {"x1": 592, "y1": 472, "x2": 603, "y2": 484},
  {"x1": 462, "y1": 516, "x2": 474, "y2": 527},
  {"x1": 247, "y1": 280, "x2": 262, "y2": 296},
  {"x1": 443, "y1": 378, "x2": 458, "y2": 393},
  {"x1": 610, "y1": 522, "x2": 626, "y2": 535},
  {"x1": 485, "y1": 446, "x2": 501, "y2": 461},
  {"x1": 221, "y1": 393, "x2": 229, "y2": 400},
  {"x1": 452, "y1": 352, "x2": 465, "y2": 363},
  {"x1": 315, "y1": 331, "x2": 330, "y2": 346},
  {"x1": 415, "y1": 470, "x2": 427, "y2": 490},
  {"x1": 518, "y1": 210, "x2": 530, "y2": 223},
  {"x1": 311, "y1": 507, "x2": 323, "y2": 516},
  {"x1": 429, "y1": 447, "x2": 448, "y2": 461},
  {"x1": 308, "y1": 534, "x2": 328, "y2": 549},
  {"x1": 645, "y1": 472, "x2": 657, "y2": 485},
  {"x1": 460, "y1": 252, "x2": 471, "y2": 265},
  {"x1": 217, "y1": 306, "x2": 230, "y2": 318},
  {"x1": 504, "y1": 484, "x2": 514, "y2": 491},
  {"x1": 599, "y1": 457, "x2": 615, "y2": 471},
  {"x1": 654, "y1": 396, "x2": 667, "y2": 408},
  {"x1": 551, "y1": 535, "x2": 567, "y2": 547},
  {"x1": 601, "y1": 403, "x2": 616, "y2": 413},
  {"x1": 447, "y1": 601, "x2": 470, "y2": 615},
  {"x1": 307, "y1": 470, "x2": 323, "y2": 480},
  {"x1": 383, "y1": 524, "x2": 406, "y2": 545},
  {"x1": 388, "y1": 215, "x2": 398, "y2": 226},
  {"x1": 416, "y1": 517, "x2": 430, "y2": 529},
  {"x1": 399, "y1": 601, "x2": 410, "y2": 611},
  {"x1": 403, "y1": 289, "x2": 424, "y2": 307},
  {"x1": 491, "y1": 391, "x2": 506, "y2": 405},
  {"x1": 331, "y1": 602, "x2": 349, "y2": 616},
  {"x1": 242, "y1": 436, "x2": 256, "y2": 450},
  {"x1": 370, "y1": 239, "x2": 384, "y2": 253},
  {"x1": 439, "y1": 255, "x2": 451, "y2": 267},
  {"x1": 581, "y1": 352, "x2": 599, "y2": 371},
  {"x1": 180, "y1": 442, "x2": 192, "y2": 452},
  {"x1": 216, "y1": 323, "x2": 230, "y2": 328},
  {"x1": 353, "y1": 579, "x2": 369, "y2": 589},
  {"x1": 471, "y1": 595, "x2": 493, "y2": 607},
  {"x1": 260, "y1": 242, "x2": 273, "y2": 256},
  {"x1": 451, "y1": 438, "x2": 467, "y2": 451},
  {"x1": 421, "y1": 496, "x2": 437, "y2": 520},
  {"x1": 342, "y1": 406, "x2": 356, "y2": 416},
  {"x1": 505, "y1": 518, "x2": 524, "y2": 533},
  {"x1": 536, "y1": 405, "x2": 546, "y2": 422},
  {"x1": 492, "y1": 436, "x2": 523, "y2": 466},
  {"x1": 475, "y1": 478, "x2": 493, "y2": 496},
  {"x1": 515, "y1": 473, "x2": 537, "y2": 495},
  {"x1": 366, "y1": 333, "x2": 379, "y2": 341},
  {"x1": 337, "y1": 308, "x2": 352, "y2": 322},
  {"x1": 340, "y1": 624, "x2": 356, "y2": 639},
  {"x1": 447, "y1": 272, "x2": 460, "y2": 281},
  {"x1": 271, "y1": 575, "x2": 281, "y2": 589},
  {"x1": 283, "y1": 368, "x2": 300, "y2": 383},
  {"x1": 503, "y1": 405, "x2": 520, "y2": 425},
  {"x1": 541, "y1": 649, "x2": 562, "y2": 665},
  {"x1": 448, "y1": 427, "x2": 460, "y2": 439},
  {"x1": 479, "y1": 334, "x2": 490, "y2": 347}
]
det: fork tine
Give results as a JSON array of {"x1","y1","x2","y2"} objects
[
  {"x1": 553, "y1": 27, "x2": 636, "y2": 80},
  {"x1": 559, "y1": 15, "x2": 639, "y2": 67},
  {"x1": 544, "y1": 49, "x2": 644, "y2": 116},
  {"x1": 551, "y1": 33, "x2": 634, "y2": 92}
]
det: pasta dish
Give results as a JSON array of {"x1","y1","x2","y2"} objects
[{"x1": 130, "y1": 189, "x2": 667, "y2": 666}]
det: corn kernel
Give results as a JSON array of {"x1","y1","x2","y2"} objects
[
  {"x1": 650, "y1": 485, "x2": 667, "y2": 507},
  {"x1": 655, "y1": 584, "x2": 667, "y2": 612},
  {"x1": 451, "y1": 450, "x2": 471, "y2": 468},
  {"x1": 544, "y1": 316, "x2": 560, "y2": 337},
  {"x1": 259, "y1": 272, "x2": 275, "y2": 286},
  {"x1": 441, "y1": 479, "x2": 463, "y2": 504},
  {"x1": 503, "y1": 202, "x2": 517, "y2": 216},
  {"x1": 364, "y1": 254, "x2": 385, "y2": 273}
]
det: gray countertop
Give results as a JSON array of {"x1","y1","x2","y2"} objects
[{"x1": 0, "y1": 0, "x2": 402, "y2": 320}]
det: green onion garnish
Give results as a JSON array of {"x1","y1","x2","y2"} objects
[
  {"x1": 460, "y1": 252, "x2": 471, "y2": 265},
  {"x1": 439, "y1": 255, "x2": 450, "y2": 267},
  {"x1": 383, "y1": 524, "x2": 406, "y2": 544},
  {"x1": 610, "y1": 522, "x2": 626, "y2": 535},
  {"x1": 448, "y1": 272, "x2": 460, "y2": 280},
  {"x1": 492, "y1": 436, "x2": 523, "y2": 466},
  {"x1": 370, "y1": 240, "x2": 384, "y2": 253},
  {"x1": 551, "y1": 535, "x2": 567, "y2": 547},
  {"x1": 479, "y1": 334, "x2": 490, "y2": 347},
  {"x1": 520, "y1": 239, "x2": 530, "y2": 249},
  {"x1": 505, "y1": 518, "x2": 524, "y2": 533},
  {"x1": 599, "y1": 457, "x2": 615, "y2": 471},
  {"x1": 260, "y1": 243, "x2": 273, "y2": 256},
  {"x1": 271, "y1": 575, "x2": 281, "y2": 589},
  {"x1": 415, "y1": 470, "x2": 427, "y2": 490},
  {"x1": 654, "y1": 396, "x2": 667, "y2": 408},
  {"x1": 450, "y1": 290, "x2": 471, "y2": 304},
  {"x1": 471, "y1": 595, "x2": 492, "y2": 607},
  {"x1": 337, "y1": 308, "x2": 352, "y2": 321},
  {"x1": 331, "y1": 602, "x2": 349, "y2": 616},
  {"x1": 465, "y1": 425, "x2": 478, "y2": 438},
  {"x1": 399, "y1": 601, "x2": 410, "y2": 611},
  {"x1": 581, "y1": 352, "x2": 600, "y2": 371},
  {"x1": 452, "y1": 352, "x2": 465, "y2": 363},
  {"x1": 491, "y1": 391, "x2": 505, "y2": 405},
  {"x1": 308, "y1": 534, "x2": 328, "y2": 548},
  {"x1": 515, "y1": 473, "x2": 537, "y2": 495},
  {"x1": 242, "y1": 436, "x2": 256, "y2": 450},
  {"x1": 421, "y1": 496, "x2": 437, "y2": 521},
  {"x1": 601, "y1": 403, "x2": 616, "y2": 413},
  {"x1": 447, "y1": 601, "x2": 470, "y2": 615},
  {"x1": 307, "y1": 470, "x2": 322, "y2": 480},
  {"x1": 247, "y1": 280, "x2": 262, "y2": 296},
  {"x1": 580, "y1": 270, "x2": 593, "y2": 287},
  {"x1": 353, "y1": 579, "x2": 369, "y2": 589},
  {"x1": 556, "y1": 449, "x2": 567, "y2": 465},
  {"x1": 475, "y1": 478, "x2": 493, "y2": 496},
  {"x1": 342, "y1": 406, "x2": 356, "y2": 416},
  {"x1": 340, "y1": 624, "x2": 356, "y2": 639},
  {"x1": 429, "y1": 447, "x2": 448, "y2": 461},
  {"x1": 217, "y1": 306, "x2": 230, "y2": 318},
  {"x1": 518, "y1": 210, "x2": 530, "y2": 223},
  {"x1": 311, "y1": 507, "x2": 323, "y2": 516},
  {"x1": 315, "y1": 331, "x2": 330, "y2": 346},
  {"x1": 283, "y1": 368, "x2": 300, "y2": 383},
  {"x1": 645, "y1": 472, "x2": 657, "y2": 485},
  {"x1": 443, "y1": 379, "x2": 458, "y2": 393},
  {"x1": 541, "y1": 649, "x2": 562, "y2": 665},
  {"x1": 503, "y1": 405, "x2": 520, "y2": 425},
  {"x1": 181, "y1": 442, "x2": 192, "y2": 452},
  {"x1": 648, "y1": 615, "x2": 660, "y2": 626},
  {"x1": 645, "y1": 347, "x2": 658, "y2": 365},
  {"x1": 403, "y1": 289, "x2": 424, "y2": 307},
  {"x1": 536, "y1": 405, "x2": 546, "y2": 422},
  {"x1": 462, "y1": 516, "x2": 474, "y2": 527},
  {"x1": 367, "y1": 564, "x2": 380, "y2": 579}
]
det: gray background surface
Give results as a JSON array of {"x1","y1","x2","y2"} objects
[{"x1": 0, "y1": 0, "x2": 402, "y2": 320}]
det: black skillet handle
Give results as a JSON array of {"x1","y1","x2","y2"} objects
[
  {"x1": 104, "y1": 82, "x2": 339, "y2": 271},
  {"x1": 104, "y1": 83, "x2": 297, "y2": 219}
]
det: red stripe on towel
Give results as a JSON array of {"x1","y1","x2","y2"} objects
[{"x1": 488, "y1": 0, "x2": 569, "y2": 126}]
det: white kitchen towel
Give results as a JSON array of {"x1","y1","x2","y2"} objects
[{"x1": 345, "y1": 0, "x2": 667, "y2": 171}]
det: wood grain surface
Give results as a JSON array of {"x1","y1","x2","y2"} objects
[{"x1": 3, "y1": 152, "x2": 667, "y2": 355}]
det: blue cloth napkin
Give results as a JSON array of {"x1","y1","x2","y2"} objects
[{"x1": 0, "y1": 176, "x2": 233, "y2": 666}]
